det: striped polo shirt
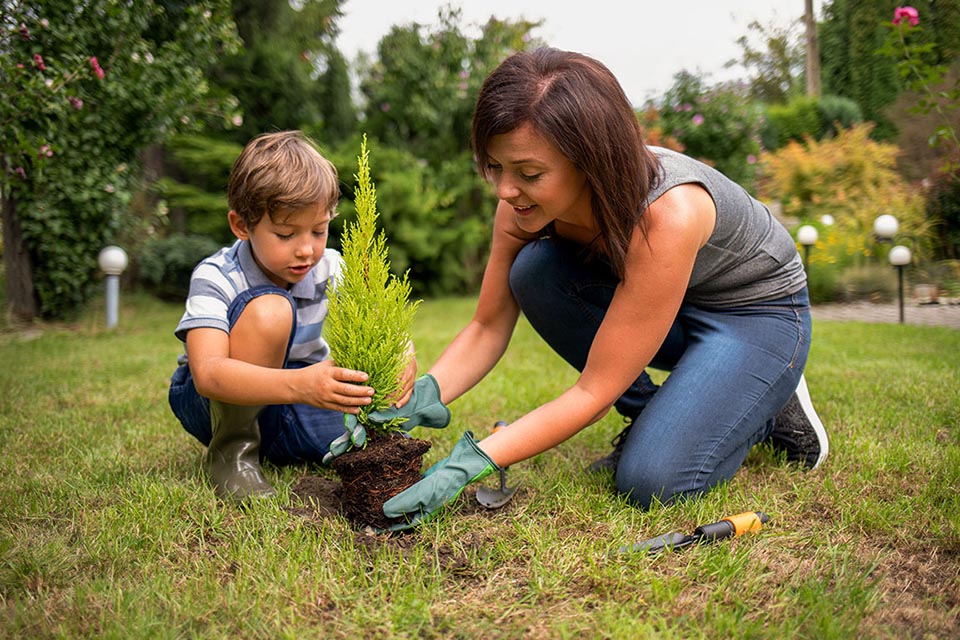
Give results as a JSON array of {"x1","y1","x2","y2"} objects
[{"x1": 175, "y1": 239, "x2": 342, "y2": 365}]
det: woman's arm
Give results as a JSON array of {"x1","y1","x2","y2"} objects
[
  {"x1": 479, "y1": 184, "x2": 717, "y2": 466},
  {"x1": 428, "y1": 201, "x2": 538, "y2": 403}
]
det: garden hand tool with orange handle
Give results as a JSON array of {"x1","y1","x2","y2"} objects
[
  {"x1": 476, "y1": 421, "x2": 520, "y2": 509},
  {"x1": 613, "y1": 511, "x2": 770, "y2": 555}
]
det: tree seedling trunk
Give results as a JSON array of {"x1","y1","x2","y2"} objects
[{"x1": 324, "y1": 136, "x2": 428, "y2": 529}]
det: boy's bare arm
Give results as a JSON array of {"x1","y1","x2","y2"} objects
[{"x1": 185, "y1": 327, "x2": 374, "y2": 413}]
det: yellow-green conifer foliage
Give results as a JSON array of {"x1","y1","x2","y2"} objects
[{"x1": 325, "y1": 136, "x2": 420, "y2": 431}]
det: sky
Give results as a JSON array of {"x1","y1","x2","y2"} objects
[{"x1": 336, "y1": 0, "x2": 824, "y2": 106}]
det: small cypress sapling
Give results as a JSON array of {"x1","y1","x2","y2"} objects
[{"x1": 325, "y1": 135, "x2": 420, "y2": 435}]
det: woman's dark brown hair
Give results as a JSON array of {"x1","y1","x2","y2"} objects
[{"x1": 472, "y1": 48, "x2": 660, "y2": 278}]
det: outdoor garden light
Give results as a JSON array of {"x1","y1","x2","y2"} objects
[
  {"x1": 889, "y1": 244, "x2": 912, "y2": 324},
  {"x1": 797, "y1": 224, "x2": 818, "y2": 271},
  {"x1": 98, "y1": 245, "x2": 128, "y2": 329},
  {"x1": 873, "y1": 214, "x2": 899, "y2": 242},
  {"x1": 820, "y1": 214, "x2": 835, "y2": 226}
]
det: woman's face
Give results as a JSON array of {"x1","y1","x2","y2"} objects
[{"x1": 485, "y1": 123, "x2": 594, "y2": 234}]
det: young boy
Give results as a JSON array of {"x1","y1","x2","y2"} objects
[{"x1": 168, "y1": 130, "x2": 416, "y2": 503}]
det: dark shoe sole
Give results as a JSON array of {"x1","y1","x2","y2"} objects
[{"x1": 771, "y1": 375, "x2": 829, "y2": 470}]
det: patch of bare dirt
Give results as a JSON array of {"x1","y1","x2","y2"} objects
[
  {"x1": 288, "y1": 473, "x2": 523, "y2": 578},
  {"x1": 864, "y1": 544, "x2": 960, "y2": 637}
]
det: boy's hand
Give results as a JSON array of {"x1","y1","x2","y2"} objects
[
  {"x1": 302, "y1": 360, "x2": 374, "y2": 413},
  {"x1": 392, "y1": 342, "x2": 418, "y2": 408}
]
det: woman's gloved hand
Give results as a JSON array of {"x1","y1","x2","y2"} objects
[
  {"x1": 322, "y1": 413, "x2": 367, "y2": 464},
  {"x1": 381, "y1": 431, "x2": 498, "y2": 530},
  {"x1": 369, "y1": 373, "x2": 451, "y2": 431}
]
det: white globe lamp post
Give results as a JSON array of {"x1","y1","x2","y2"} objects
[
  {"x1": 888, "y1": 245, "x2": 912, "y2": 324},
  {"x1": 98, "y1": 246, "x2": 128, "y2": 329},
  {"x1": 796, "y1": 224, "x2": 819, "y2": 271},
  {"x1": 873, "y1": 214, "x2": 899, "y2": 242}
]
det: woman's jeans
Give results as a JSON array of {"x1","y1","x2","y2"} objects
[
  {"x1": 509, "y1": 238, "x2": 811, "y2": 509},
  {"x1": 168, "y1": 285, "x2": 346, "y2": 465}
]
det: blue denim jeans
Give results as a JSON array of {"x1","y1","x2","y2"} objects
[
  {"x1": 168, "y1": 285, "x2": 346, "y2": 465},
  {"x1": 509, "y1": 238, "x2": 811, "y2": 509}
]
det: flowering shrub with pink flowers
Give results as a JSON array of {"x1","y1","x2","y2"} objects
[
  {"x1": 879, "y1": 5, "x2": 960, "y2": 174},
  {"x1": 1, "y1": 1, "x2": 241, "y2": 319},
  {"x1": 655, "y1": 71, "x2": 763, "y2": 192}
]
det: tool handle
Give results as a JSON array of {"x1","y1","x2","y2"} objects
[
  {"x1": 491, "y1": 421, "x2": 510, "y2": 470},
  {"x1": 694, "y1": 511, "x2": 769, "y2": 542}
]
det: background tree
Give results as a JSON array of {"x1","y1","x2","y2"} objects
[
  {"x1": 1, "y1": 0, "x2": 240, "y2": 321},
  {"x1": 215, "y1": 0, "x2": 353, "y2": 144},
  {"x1": 154, "y1": 0, "x2": 352, "y2": 267},
  {"x1": 805, "y1": 0, "x2": 821, "y2": 97},
  {"x1": 338, "y1": 9, "x2": 542, "y2": 294},
  {"x1": 726, "y1": 18, "x2": 806, "y2": 105},
  {"x1": 819, "y1": 0, "x2": 901, "y2": 139}
]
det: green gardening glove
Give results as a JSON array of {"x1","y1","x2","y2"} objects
[
  {"x1": 368, "y1": 374, "x2": 451, "y2": 431},
  {"x1": 381, "y1": 431, "x2": 498, "y2": 530},
  {"x1": 322, "y1": 413, "x2": 367, "y2": 465}
]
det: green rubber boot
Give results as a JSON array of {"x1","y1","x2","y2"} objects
[{"x1": 203, "y1": 400, "x2": 277, "y2": 503}]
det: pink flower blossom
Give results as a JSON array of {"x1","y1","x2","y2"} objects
[
  {"x1": 747, "y1": 154, "x2": 757, "y2": 165},
  {"x1": 19, "y1": 23, "x2": 30, "y2": 39},
  {"x1": 34, "y1": 54, "x2": 46, "y2": 71},
  {"x1": 38, "y1": 144, "x2": 53, "y2": 158},
  {"x1": 893, "y1": 6, "x2": 919, "y2": 27},
  {"x1": 692, "y1": 114, "x2": 705, "y2": 126},
  {"x1": 89, "y1": 56, "x2": 105, "y2": 80},
  {"x1": 14, "y1": 166, "x2": 27, "y2": 180},
  {"x1": 68, "y1": 96, "x2": 84, "y2": 109}
]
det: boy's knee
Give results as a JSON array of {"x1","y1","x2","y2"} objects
[{"x1": 233, "y1": 293, "x2": 294, "y2": 347}]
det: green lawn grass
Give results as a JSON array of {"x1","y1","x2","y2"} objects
[{"x1": 1, "y1": 294, "x2": 958, "y2": 638}]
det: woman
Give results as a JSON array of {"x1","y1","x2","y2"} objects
[{"x1": 380, "y1": 48, "x2": 828, "y2": 527}]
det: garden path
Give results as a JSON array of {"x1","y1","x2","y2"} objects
[{"x1": 812, "y1": 300, "x2": 960, "y2": 329}]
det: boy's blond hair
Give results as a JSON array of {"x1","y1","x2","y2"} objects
[{"x1": 227, "y1": 130, "x2": 339, "y2": 228}]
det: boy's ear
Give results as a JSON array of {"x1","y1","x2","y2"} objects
[{"x1": 228, "y1": 210, "x2": 250, "y2": 240}]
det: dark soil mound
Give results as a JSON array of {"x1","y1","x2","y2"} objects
[{"x1": 331, "y1": 432, "x2": 430, "y2": 529}]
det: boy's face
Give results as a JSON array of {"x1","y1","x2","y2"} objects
[{"x1": 229, "y1": 204, "x2": 332, "y2": 288}]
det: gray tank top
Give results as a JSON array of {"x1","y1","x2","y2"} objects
[{"x1": 647, "y1": 147, "x2": 806, "y2": 307}]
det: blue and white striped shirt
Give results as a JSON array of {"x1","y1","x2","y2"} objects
[{"x1": 175, "y1": 239, "x2": 342, "y2": 365}]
